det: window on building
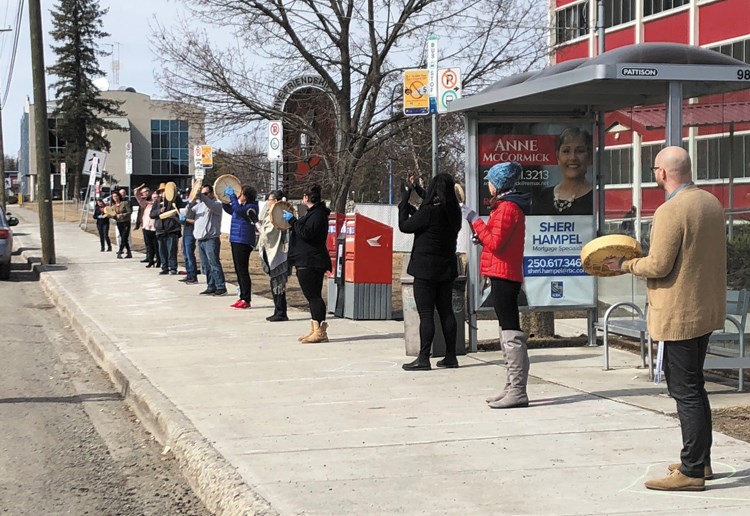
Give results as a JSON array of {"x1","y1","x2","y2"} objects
[
  {"x1": 48, "y1": 118, "x2": 66, "y2": 155},
  {"x1": 605, "y1": 0, "x2": 635, "y2": 28},
  {"x1": 151, "y1": 119, "x2": 189, "y2": 176},
  {"x1": 604, "y1": 147, "x2": 633, "y2": 185},
  {"x1": 643, "y1": 0, "x2": 689, "y2": 18},
  {"x1": 710, "y1": 38, "x2": 750, "y2": 65},
  {"x1": 555, "y1": 1, "x2": 590, "y2": 45},
  {"x1": 640, "y1": 143, "x2": 664, "y2": 183}
]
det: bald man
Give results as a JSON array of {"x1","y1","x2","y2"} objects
[{"x1": 606, "y1": 146, "x2": 726, "y2": 491}]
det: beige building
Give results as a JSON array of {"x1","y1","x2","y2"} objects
[{"x1": 22, "y1": 88, "x2": 205, "y2": 198}]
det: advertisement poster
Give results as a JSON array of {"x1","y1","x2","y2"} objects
[{"x1": 477, "y1": 122, "x2": 596, "y2": 308}]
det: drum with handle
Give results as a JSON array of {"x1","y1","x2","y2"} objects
[
  {"x1": 213, "y1": 174, "x2": 242, "y2": 203},
  {"x1": 188, "y1": 179, "x2": 203, "y2": 202},
  {"x1": 581, "y1": 234, "x2": 643, "y2": 277},
  {"x1": 159, "y1": 208, "x2": 180, "y2": 220},
  {"x1": 270, "y1": 201, "x2": 293, "y2": 230},
  {"x1": 163, "y1": 181, "x2": 178, "y2": 203}
]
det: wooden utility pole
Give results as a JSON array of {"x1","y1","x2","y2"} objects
[
  {"x1": 29, "y1": 0, "x2": 56, "y2": 264},
  {"x1": 0, "y1": 108, "x2": 6, "y2": 211}
]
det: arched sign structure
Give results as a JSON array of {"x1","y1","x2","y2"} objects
[{"x1": 449, "y1": 43, "x2": 750, "y2": 351}]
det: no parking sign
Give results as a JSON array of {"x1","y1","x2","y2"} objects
[
  {"x1": 268, "y1": 120, "x2": 283, "y2": 161},
  {"x1": 438, "y1": 68, "x2": 462, "y2": 113}
]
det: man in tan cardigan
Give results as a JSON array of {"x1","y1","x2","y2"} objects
[{"x1": 605, "y1": 146, "x2": 726, "y2": 492}]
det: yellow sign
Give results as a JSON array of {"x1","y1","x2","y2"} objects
[
  {"x1": 200, "y1": 145, "x2": 213, "y2": 167},
  {"x1": 403, "y1": 69, "x2": 430, "y2": 116}
]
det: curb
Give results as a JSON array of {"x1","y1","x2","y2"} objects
[{"x1": 15, "y1": 233, "x2": 277, "y2": 516}]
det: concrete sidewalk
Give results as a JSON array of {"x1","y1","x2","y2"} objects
[{"x1": 9, "y1": 208, "x2": 750, "y2": 515}]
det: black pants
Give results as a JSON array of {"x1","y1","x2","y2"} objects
[
  {"x1": 143, "y1": 229, "x2": 157, "y2": 265},
  {"x1": 116, "y1": 222, "x2": 131, "y2": 255},
  {"x1": 413, "y1": 278, "x2": 457, "y2": 360},
  {"x1": 96, "y1": 219, "x2": 111, "y2": 250},
  {"x1": 296, "y1": 267, "x2": 326, "y2": 322},
  {"x1": 490, "y1": 277, "x2": 522, "y2": 331},
  {"x1": 231, "y1": 242, "x2": 253, "y2": 302},
  {"x1": 664, "y1": 333, "x2": 713, "y2": 478}
]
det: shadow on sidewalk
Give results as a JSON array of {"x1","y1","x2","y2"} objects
[
  {"x1": 706, "y1": 468, "x2": 750, "y2": 489},
  {"x1": 328, "y1": 332, "x2": 405, "y2": 343},
  {"x1": 530, "y1": 352, "x2": 601, "y2": 363},
  {"x1": 530, "y1": 393, "x2": 593, "y2": 406}
]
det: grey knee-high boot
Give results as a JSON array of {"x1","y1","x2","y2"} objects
[
  {"x1": 489, "y1": 330, "x2": 529, "y2": 409},
  {"x1": 486, "y1": 327, "x2": 511, "y2": 403}
]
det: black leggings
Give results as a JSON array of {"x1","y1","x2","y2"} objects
[
  {"x1": 117, "y1": 222, "x2": 131, "y2": 254},
  {"x1": 413, "y1": 278, "x2": 457, "y2": 358},
  {"x1": 96, "y1": 219, "x2": 111, "y2": 250},
  {"x1": 490, "y1": 277, "x2": 522, "y2": 331},
  {"x1": 231, "y1": 242, "x2": 253, "y2": 302},
  {"x1": 296, "y1": 267, "x2": 326, "y2": 322}
]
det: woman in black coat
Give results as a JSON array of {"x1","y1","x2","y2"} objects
[
  {"x1": 398, "y1": 173, "x2": 462, "y2": 370},
  {"x1": 285, "y1": 184, "x2": 332, "y2": 343}
]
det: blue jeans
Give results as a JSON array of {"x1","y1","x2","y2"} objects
[
  {"x1": 159, "y1": 233, "x2": 179, "y2": 273},
  {"x1": 198, "y1": 237, "x2": 225, "y2": 291},
  {"x1": 182, "y1": 228, "x2": 197, "y2": 278}
]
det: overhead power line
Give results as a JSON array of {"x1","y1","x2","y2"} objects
[{"x1": 1, "y1": 0, "x2": 24, "y2": 109}]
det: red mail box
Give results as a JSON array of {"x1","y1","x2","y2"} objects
[
  {"x1": 344, "y1": 213, "x2": 392, "y2": 285},
  {"x1": 326, "y1": 212, "x2": 345, "y2": 277}
]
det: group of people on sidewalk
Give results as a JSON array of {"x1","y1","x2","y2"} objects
[
  {"x1": 91, "y1": 180, "x2": 332, "y2": 343},
  {"x1": 399, "y1": 147, "x2": 726, "y2": 492}
]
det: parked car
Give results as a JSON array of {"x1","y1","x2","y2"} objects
[{"x1": 1, "y1": 206, "x2": 19, "y2": 280}]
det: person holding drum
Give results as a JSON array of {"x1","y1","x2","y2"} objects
[
  {"x1": 111, "y1": 191, "x2": 132, "y2": 259},
  {"x1": 93, "y1": 199, "x2": 112, "y2": 252},
  {"x1": 283, "y1": 184, "x2": 332, "y2": 343},
  {"x1": 150, "y1": 182, "x2": 183, "y2": 275},
  {"x1": 222, "y1": 185, "x2": 259, "y2": 309},
  {"x1": 398, "y1": 173, "x2": 462, "y2": 371},
  {"x1": 257, "y1": 190, "x2": 290, "y2": 322},
  {"x1": 462, "y1": 162, "x2": 531, "y2": 409}
]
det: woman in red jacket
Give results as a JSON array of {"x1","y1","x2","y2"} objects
[{"x1": 462, "y1": 162, "x2": 530, "y2": 409}]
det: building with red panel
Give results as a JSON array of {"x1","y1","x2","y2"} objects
[{"x1": 550, "y1": 0, "x2": 750, "y2": 219}]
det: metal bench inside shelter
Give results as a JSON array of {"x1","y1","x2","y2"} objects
[{"x1": 596, "y1": 290, "x2": 749, "y2": 391}]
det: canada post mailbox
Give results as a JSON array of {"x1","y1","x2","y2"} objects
[
  {"x1": 342, "y1": 213, "x2": 393, "y2": 320},
  {"x1": 326, "y1": 213, "x2": 346, "y2": 277}
]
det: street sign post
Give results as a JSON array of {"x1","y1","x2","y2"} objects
[
  {"x1": 403, "y1": 69, "x2": 430, "y2": 116},
  {"x1": 200, "y1": 145, "x2": 213, "y2": 168},
  {"x1": 88, "y1": 157, "x2": 99, "y2": 186},
  {"x1": 125, "y1": 142, "x2": 133, "y2": 175},
  {"x1": 195, "y1": 167, "x2": 205, "y2": 180},
  {"x1": 268, "y1": 120, "x2": 283, "y2": 161},
  {"x1": 438, "y1": 68, "x2": 462, "y2": 113},
  {"x1": 60, "y1": 163, "x2": 66, "y2": 186},
  {"x1": 82, "y1": 150, "x2": 107, "y2": 177},
  {"x1": 427, "y1": 36, "x2": 439, "y2": 115}
]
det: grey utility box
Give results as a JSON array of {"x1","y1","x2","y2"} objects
[{"x1": 401, "y1": 253, "x2": 467, "y2": 357}]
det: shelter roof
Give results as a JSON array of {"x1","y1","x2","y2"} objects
[
  {"x1": 449, "y1": 43, "x2": 750, "y2": 116},
  {"x1": 609, "y1": 101, "x2": 750, "y2": 132}
]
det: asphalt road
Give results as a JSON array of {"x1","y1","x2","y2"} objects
[{"x1": 0, "y1": 271, "x2": 210, "y2": 515}]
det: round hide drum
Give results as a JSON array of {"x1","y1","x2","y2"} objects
[
  {"x1": 581, "y1": 234, "x2": 643, "y2": 277},
  {"x1": 188, "y1": 179, "x2": 203, "y2": 202},
  {"x1": 103, "y1": 206, "x2": 117, "y2": 218},
  {"x1": 163, "y1": 181, "x2": 177, "y2": 203},
  {"x1": 454, "y1": 183, "x2": 465, "y2": 204},
  {"x1": 213, "y1": 174, "x2": 242, "y2": 203},
  {"x1": 270, "y1": 201, "x2": 293, "y2": 230}
]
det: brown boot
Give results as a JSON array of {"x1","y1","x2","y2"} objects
[
  {"x1": 668, "y1": 463, "x2": 713, "y2": 480},
  {"x1": 645, "y1": 470, "x2": 704, "y2": 491},
  {"x1": 301, "y1": 321, "x2": 328, "y2": 344},
  {"x1": 298, "y1": 320, "x2": 315, "y2": 342}
]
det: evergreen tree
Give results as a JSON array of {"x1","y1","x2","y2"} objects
[{"x1": 48, "y1": 0, "x2": 125, "y2": 199}]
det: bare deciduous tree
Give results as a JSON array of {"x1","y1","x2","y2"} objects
[{"x1": 152, "y1": 0, "x2": 547, "y2": 211}]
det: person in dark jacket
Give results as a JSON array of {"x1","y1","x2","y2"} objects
[
  {"x1": 284, "y1": 184, "x2": 332, "y2": 343},
  {"x1": 150, "y1": 186, "x2": 183, "y2": 275},
  {"x1": 398, "y1": 173, "x2": 462, "y2": 371},
  {"x1": 111, "y1": 192, "x2": 132, "y2": 259},
  {"x1": 93, "y1": 199, "x2": 112, "y2": 252},
  {"x1": 462, "y1": 162, "x2": 531, "y2": 409},
  {"x1": 222, "y1": 185, "x2": 260, "y2": 309}
]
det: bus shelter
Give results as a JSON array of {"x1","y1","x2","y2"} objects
[{"x1": 448, "y1": 42, "x2": 750, "y2": 351}]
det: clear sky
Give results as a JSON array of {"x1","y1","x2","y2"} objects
[{"x1": 0, "y1": 0, "x2": 203, "y2": 158}]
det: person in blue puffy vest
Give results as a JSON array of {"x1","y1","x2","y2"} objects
[{"x1": 222, "y1": 185, "x2": 260, "y2": 309}]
